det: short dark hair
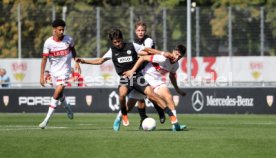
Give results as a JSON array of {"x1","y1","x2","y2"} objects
[
  {"x1": 176, "y1": 44, "x2": 186, "y2": 56},
  {"x1": 52, "y1": 19, "x2": 66, "y2": 27},
  {"x1": 108, "y1": 28, "x2": 123, "y2": 41}
]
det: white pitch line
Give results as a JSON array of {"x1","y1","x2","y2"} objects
[
  {"x1": 0, "y1": 125, "x2": 37, "y2": 128},
  {"x1": 78, "y1": 123, "x2": 96, "y2": 126},
  {"x1": 0, "y1": 125, "x2": 68, "y2": 131},
  {"x1": 0, "y1": 128, "x2": 41, "y2": 131},
  {"x1": 240, "y1": 122, "x2": 276, "y2": 125},
  {"x1": 46, "y1": 126, "x2": 68, "y2": 129}
]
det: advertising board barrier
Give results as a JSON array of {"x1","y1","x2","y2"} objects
[
  {"x1": 0, "y1": 87, "x2": 275, "y2": 114},
  {"x1": 1, "y1": 57, "x2": 276, "y2": 87}
]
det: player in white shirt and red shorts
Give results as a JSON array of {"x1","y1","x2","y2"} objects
[
  {"x1": 39, "y1": 19, "x2": 81, "y2": 129},
  {"x1": 123, "y1": 44, "x2": 187, "y2": 131}
]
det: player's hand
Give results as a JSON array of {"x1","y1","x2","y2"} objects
[
  {"x1": 163, "y1": 52, "x2": 174, "y2": 59},
  {"x1": 123, "y1": 70, "x2": 135, "y2": 78},
  {"x1": 40, "y1": 76, "x2": 45, "y2": 87},
  {"x1": 76, "y1": 58, "x2": 85, "y2": 64},
  {"x1": 177, "y1": 90, "x2": 186, "y2": 96},
  {"x1": 75, "y1": 62, "x2": 82, "y2": 74}
]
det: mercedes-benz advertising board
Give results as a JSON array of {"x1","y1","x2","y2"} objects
[{"x1": 0, "y1": 88, "x2": 275, "y2": 114}]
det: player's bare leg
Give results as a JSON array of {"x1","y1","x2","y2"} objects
[
  {"x1": 118, "y1": 85, "x2": 129, "y2": 126},
  {"x1": 156, "y1": 86, "x2": 187, "y2": 131},
  {"x1": 39, "y1": 85, "x2": 65, "y2": 129},
  {"x1": 57, "y1": 86, "x2": 74, "y2": 120},
  {"x1": 147, "y1": 98, "x2": 166, "y2": 124},
  {"x1": 143, "y1": 86, "x2": 178, "y2": 125},
  {"x1": 155, "y1": 86, "x2": 176, "y2": 115},
  {"x1": 113, "y1": 98, "x2": 138, "y2": 131},
  {"x1": 136, "y1": 99, "x2": 148, "y2": 129}
]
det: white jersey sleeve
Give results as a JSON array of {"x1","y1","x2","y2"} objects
[
  {"x1": 144, "y1": 38, "x2": 154, "y2": 48},
  {"x1": 150, "y1": 55, "x2": 167, "y2": 63},
  {"x1": 42, "y1": 39, "x2": 51, "y2": 55},
  {"x1": 102, "y1": 48, "x2": 112, "y2": 59},
  {"x1": 133, "y1": 43, "x2": 145, "y2": 55},
  {"x1": 150, "y1": 54, "x2": 179, "y2": 73}
]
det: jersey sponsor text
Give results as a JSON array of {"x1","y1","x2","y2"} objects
[{"x1": 117, "y1": 56, "x2": 133, "y2": 63}]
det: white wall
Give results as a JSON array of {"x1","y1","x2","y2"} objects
[{"x1": 0, "y1": 57, "x2": 275, "y2": 87}]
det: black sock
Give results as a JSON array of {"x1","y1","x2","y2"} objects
[
  {"x1": 153, "y1": 103, "x2": 165, "y2": 117},
  {"x1": 121, "y1": 106, "x2": 128, "y2": 115},
  {"x1": 164, "y1": 107, "x2": 173, "y2": 116},
  {"x1": 138, "y1": 108, "x2": 148, "y2": 120}
]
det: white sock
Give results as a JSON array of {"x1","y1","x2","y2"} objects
[
  {"x1": 43, "y1": 97, "x2": 58, "y2": 123},
  {"x1": 172, "y1": 110, "x2": 177, "y2": 117},
  {"x1": 116, "y1": 111, "x2": 122, "y2": 120}
]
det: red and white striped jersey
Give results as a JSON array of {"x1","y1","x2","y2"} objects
[
  {"x1": 142, "y1": 55, "x2": 179, "y2": 88},
  {"x1": 43, "y1": 35, "x2": 74, "y2": 77}
]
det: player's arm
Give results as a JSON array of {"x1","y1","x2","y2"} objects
[
  {"x1": 76, "y1": 48, "x2": 111, "y2": 65},
  {"x1": 133, "y1": 43, "x2": 173, "y2": 58},
  {"x1": 142, "y1": 48, "x2": 174, "y2": 59},
  {"x1": 40, "y1": 56, "x2": 48, "y2": 87},
  {"x1": 138, "y1": 48, "x2": 173, "y2": 59},
  {"x1": 169, "y1": 72, "x2": 186, "y2": 96},
  {"x1": 123, "y1": 55, "x2": 151, "y2": 78},
  {"x1": 76, "y1": 57, "x2": 110, "y2": 65},
  {"x1": 71, "y1": 47, "x2": 82, "y2": 74}
]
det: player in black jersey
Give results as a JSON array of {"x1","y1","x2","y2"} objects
[{"x1": 77, "y1": 28, "x2": 183, "y2": 131}]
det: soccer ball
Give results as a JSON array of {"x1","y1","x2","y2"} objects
[{"x1": 142, "y1": 118, "x2": 156, "y2": 131}]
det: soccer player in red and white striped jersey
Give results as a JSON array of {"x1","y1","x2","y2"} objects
[
  {"x1": 39, "y1": 19, "x2": 81, "y2": 129},
  {"x1": 123, "y1": 44, "x2": 187, "y2": 131}
]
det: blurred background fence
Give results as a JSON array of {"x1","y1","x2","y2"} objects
[
  {"x1": 1, "y1": 2, "x2": 276, "y2": 87},
  {"x1": 1, "y1": 3, "x2": 275, "y2": 58}
]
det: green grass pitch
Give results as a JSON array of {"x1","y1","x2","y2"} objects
[{"x1": 0, "y1": 113, "x2": 276, "y2": 158}]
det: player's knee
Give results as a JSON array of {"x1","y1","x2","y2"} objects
[
  {"x1": 166, "y1": 94, "x2": 173, "y2": 101},
  {"x1": 147, "y1": 92, "x2": 157, "y2": 101},
  {"x1": 52, "y1": 94, "x2": 60, "y2": 100},
  {"x1": 137, "y1": 100, "x2": 145, "y2": 108},
  {"x1": 119, "y1": 95, "x2": 125, "y2": 101}
]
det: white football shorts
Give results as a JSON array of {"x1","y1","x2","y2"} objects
[{"x1": 51, "y1": 75, "x2": 70, "y2": 87}]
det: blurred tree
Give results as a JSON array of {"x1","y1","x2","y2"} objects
[
  {"x1": 265, "y1": 0, "x2": 276, "y2": 55},
  {"x1": 209, "y1": 0, "x2": 270, "y2": 56},
  {"x1": 0, "y1": 0, "x2": 53, "y2": 58},
  {"x1": 0, "y1": 0, "x2": 187, "y2": 58},
  {"x1": 1, "y1": 0, "x2": 275, "y2": 58},
  {"x1": 62, "y1": 0, "x2": 183, "y2": 57},
  {"x1": 266, "y1": 0, "x2": 276, "y2": 37},
  {"x1": 0, "y1": 0, "x2": 18, "y2": 58},
  {"x1": 210, "y1": 0, "x2": 265, "y2": 37}
]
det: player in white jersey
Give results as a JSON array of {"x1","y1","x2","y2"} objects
[
  {"x1": 39, "y1": 19, "x2": 81, "y2": 129},
  {"x1": 129, "y1": 21, "x2": 165, "y2": 127},
  {"x1": 123, "y1": 44, "x2": 187, "y2": 131}
]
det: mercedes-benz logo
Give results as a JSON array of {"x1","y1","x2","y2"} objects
[{"x1": 191, "y1": 90, "x2": 204, "y2": 112}]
